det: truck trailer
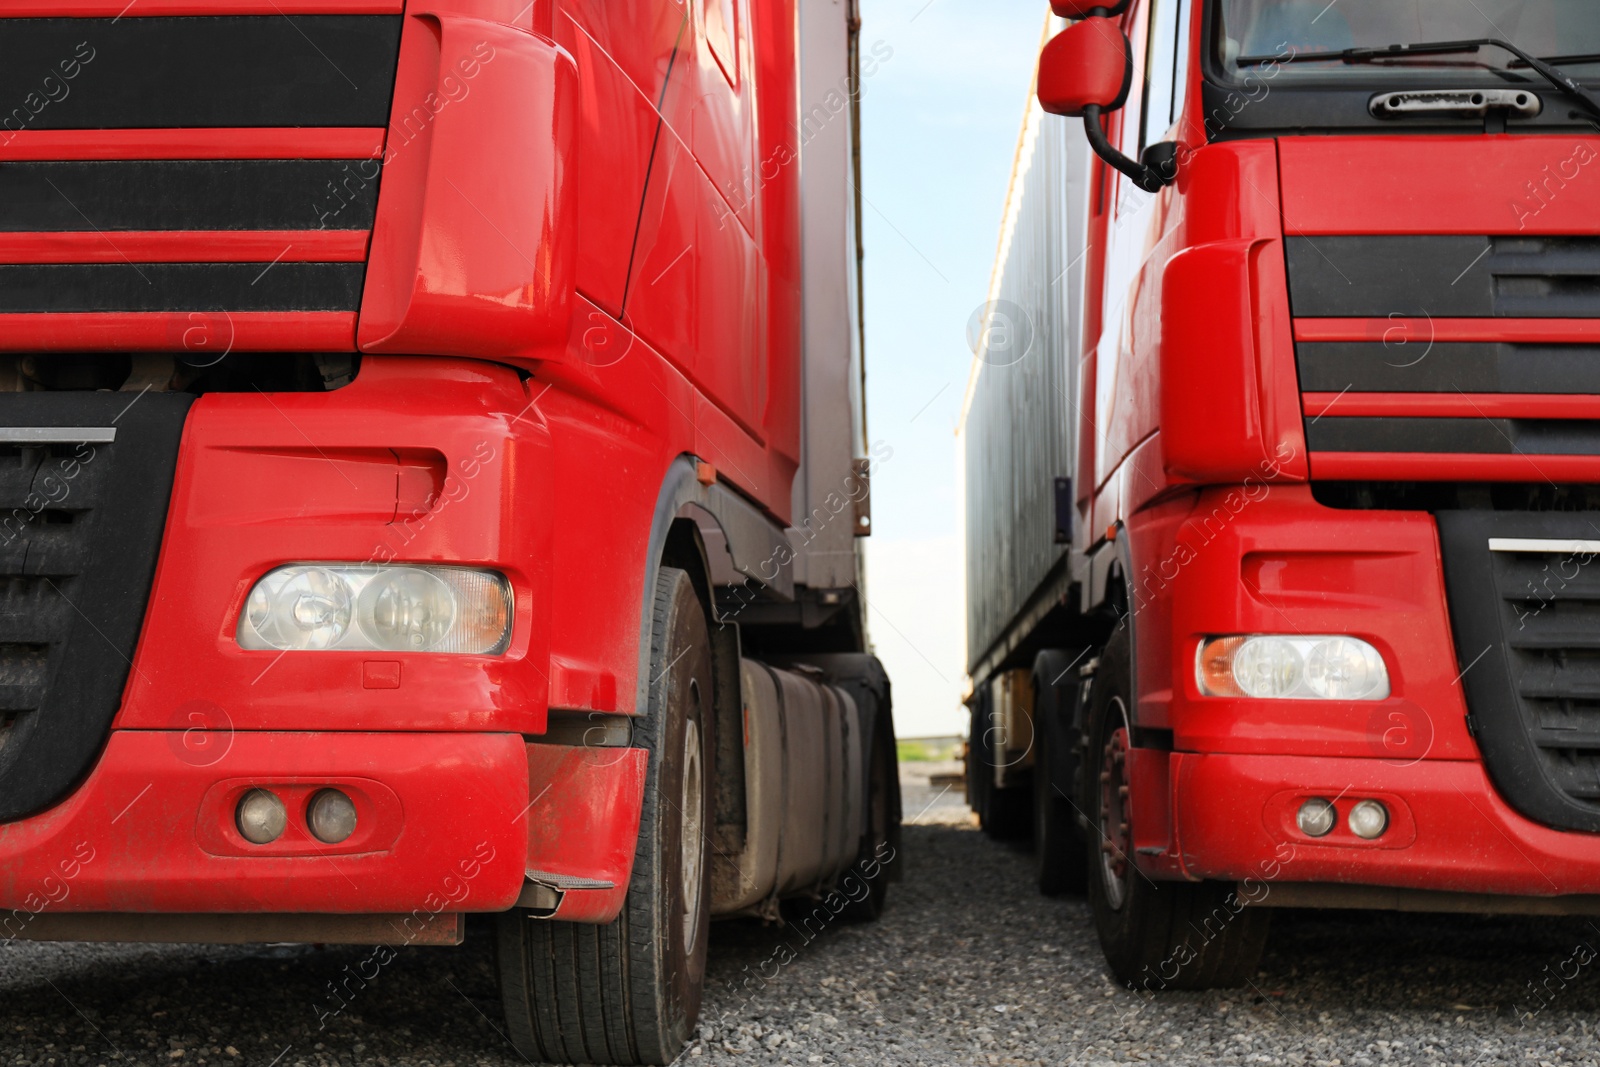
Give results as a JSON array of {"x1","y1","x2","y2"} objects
[
  {"x1": 963, "y1": 0, "x2": 1600, "y2": 990},
  {"x1": 0, "y1": 2, "x2": 898, "y2": 1063}
]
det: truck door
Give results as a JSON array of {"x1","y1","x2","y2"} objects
[
  {"x1": 1092, "y1": 0, "x2": 1187, "y2": 496},
  {"x1": 627, "y1": 0, "x2": 766, "y2": 439}
]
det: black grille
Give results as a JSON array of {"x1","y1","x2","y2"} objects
[
  {"x1": 0, "y1": 393, "x2": 190, "y2": 822},
  {"x1": 1438, "y1": 510, "x2": 1600, "y2": 832},
  {"x1": 1287, "y1": 235, "x2": 1600, "y2": 318},
  {"x1": 0, "y1": 17, "x2": 403, "y2": 129},
  {"x1": 1298, "y1": 342, "x2": 1600, "y2": 394},
  {"x1": 0, "y1": 161, "x2": 380, "y2": 233},
  {"x1": 1307, "y1": 417, "x2": 1600, "y2": 456},
  {"x1": 0, "y1": 263, "x2": 367, "y2": 314}
]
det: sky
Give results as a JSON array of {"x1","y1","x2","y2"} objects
[{"x1": 856, "y1": 1, "x2": 1048, "y2": 738}]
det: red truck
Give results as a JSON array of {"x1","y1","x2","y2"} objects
[
  {"x1": 963, "y1": 0, "x2": 1600, "y2": 991},
  {"x1": 0, "y1": 2, "x2": 898, "y2": 1063}
]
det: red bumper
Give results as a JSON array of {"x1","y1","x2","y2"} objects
[
  {"x1": 1175, "y1": 752, "x2": 1600, "y2": 896},
  {"x1": 0, "y1": 731, "x2": 530, "y2": 914}
]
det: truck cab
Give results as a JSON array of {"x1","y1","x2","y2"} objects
[
  {"x1": 0, "y1": 2, "x2": 897, "y2": 1062},
  {"x1": 963, "y1": 0, "x2": 1600, "y2": 990}
]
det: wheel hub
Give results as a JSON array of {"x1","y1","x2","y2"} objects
[
  {"x1": 1098, "y1": 696, "x2": 1132, "y2": 911},
  {"x1": 680, "y1": 717, "x2": 704, "y2": 952}
]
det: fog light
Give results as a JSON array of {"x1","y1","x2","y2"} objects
[
  {"x1": 1297, "y1": 797, "x2": 1336, "y2": 837},
  {"x1": 237, "y1": 789, "x2": 287, "y2": 844},
  {"x1": 1348, "y1": 799, "x2": 1389, "y2": 839},
  {"x1": 307, "y1": 789, "x2": 358, "y2": 844}
]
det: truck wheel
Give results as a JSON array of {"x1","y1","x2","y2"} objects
[
  {"x1": 1083, "y1": 624, "x2": 1269, "y2": 991},
  {"x1": 839, "y1": 719, "x2": 894, "y2": 922},
  {"x1": 966, "y1": 698, "x2": 991, "y2": 821},
  {"x1": 497, "y1": 566, "x2": 714, "y2": 1065},
  {"x1": 1032, "y1": 685, "x2": 1086, "y2": 895},
  {"x1": 973, "y1": 688, "x2": 1032, "y2": 841}
]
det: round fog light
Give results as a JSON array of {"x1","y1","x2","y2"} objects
[
  {"x1": 237, "y1": 789, "x2": 287, "y2": 844},
  {"x1": 1348, "y1": 799, "x2": 1389, "y2": 839},
  {"x1": 1297, "y1": 797, "x2": 1336, "y2": 838},
  {"x1": 308, "y1": 789, "x2": 358, "y2": 844}
]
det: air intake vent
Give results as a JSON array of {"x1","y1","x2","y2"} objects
[
  {"x1": 0, "y1": 394, "x2": 191, "y2": 822},
  {"x1": 1438, "y1": 512, "x2": 1600, "y2": 832}
]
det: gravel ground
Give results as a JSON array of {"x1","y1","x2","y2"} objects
[{"x1": 3, "y1": 764, "x2": 1600, "y2": 1066}]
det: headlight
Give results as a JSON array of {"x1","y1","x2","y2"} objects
[
  {"x1": 238, "y1": 564, "x2": 511, "y2": 654},
  {"x1": 1197, "y1": 635, "x2": 1389, "y2": 700}
]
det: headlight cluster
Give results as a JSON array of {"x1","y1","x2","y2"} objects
[
  {"x1": 1197, "y1": 635, "x2": 1390, "y2": 701},
  {"x1": 238, "y1": 564, "x2": 512, "y2": 654}
]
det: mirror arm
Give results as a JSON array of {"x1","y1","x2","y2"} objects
[{"x1": 1082, "y1": 105, "x2": 1170, "y2": 193}]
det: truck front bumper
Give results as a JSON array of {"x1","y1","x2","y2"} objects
[
  {"x1": 0, "y1": 730, "x2": 530, "y2": 915},
  {"x1": 1174, "y1": 752, "x2": 1600, "y2": 896}
]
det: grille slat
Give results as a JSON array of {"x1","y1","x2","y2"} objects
[
  {"x1": 1518, "y1": 678, "x2": 1600, "y2": 701},
  {"x1": 1510, "y1": 634, "x2": 1600, "y2": 651},
  {"x1": 1531, "y1": 727, "x2": 1600, "y2": 752}
]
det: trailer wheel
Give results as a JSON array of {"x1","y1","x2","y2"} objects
[
  {"x1": 972, "y1": 687, "x2": 1031, "y2": 840},
  {"x1": 497, "y1": 566, "x2": 714, "y2": 1065},
  {"x1": 1031, "y1": 659, "x2": 1086, "y2": 895},
  {"x1": 966, "y1": 698, "x2": 990, "y2": 820},
  {"x1": 1083, "y1": 624, "x2": 1270, "y2": 990}
]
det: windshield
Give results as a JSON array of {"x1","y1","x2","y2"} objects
[{"x1": 1215, "y1": 0, "x2": 1600, "y2": 82}]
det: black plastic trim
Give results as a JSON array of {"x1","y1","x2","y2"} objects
[
  {"x1": 1298, "y1": 342, "x2": 1600, "y2": 394},
  {"x1": 1287, "y1": 236, "x2": 1600, "y2": 319},
  {"x1": 1308, "y1": 417, "x2": 1600, "y2": 455},
  {"x1": 0, "y1": 393, "x2": 192, "y2": 822},
  {"x1": 0, "y1": 17, "x2": 402, "y2": 129},
  {"x1": 1437, "y1": 511, "x2": 1600, "y2": 834},
  {"x1": 0, "y1": 161, "x2": 380, "y2": 233},
  {"x1": 0, "y1": 263, "x2": 366, "y2": 313}
]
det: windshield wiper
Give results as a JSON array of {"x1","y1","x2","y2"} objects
[
  {"x1": 1237, "y1": 38, "x2": 1600, "y2": 121},
  {"x1": 1511, "y1": 52, "x2": 1600, "y2": 68}
]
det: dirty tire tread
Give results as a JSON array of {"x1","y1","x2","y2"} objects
[
  {"x1": 567, "y1": 922, "x2": 610, "y2": 1064},
  {"x1": 497, "y1": 567, "x2": 712, "y2": 1065},
  {"x1": 626, "y1": 568, "x2": 671, "y2": 1063},
  {"x1": 596, "y1": 912, "x2": 634, "y2": 1063},
  {"x1": 495, "y1": 918, "x2": 539, "y2": 1056}
]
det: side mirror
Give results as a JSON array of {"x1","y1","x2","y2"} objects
[
  {"x1": 1037, "y1": 16, "x2": 1176, "y2": 193},
  {"x1": 1049, "y1": 1, "x2": 1131, "y2": 19},
  {"x1": 1037, "y1": 15, "x2": 1132, "y2": 117}
]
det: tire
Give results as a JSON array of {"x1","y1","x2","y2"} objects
[
  {"x1": 839, "y1": 717, "x2": 894, "y2": 922},
  {"x1": 1032, "y1": 654, "x2": 1087, "y2": 895},
  {"x1": 497, "y1": 566, "x2": 715, "y2": 1065},
  {"x1": 966, "y1": 697, "x2": 990, "y2": 822},
  {"x1": 972, "y1": 686, "x2": 1032, "y2": 841},
  {"x1": 1083, "y1": 623, "x2": 1270, "y2": 991}
]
